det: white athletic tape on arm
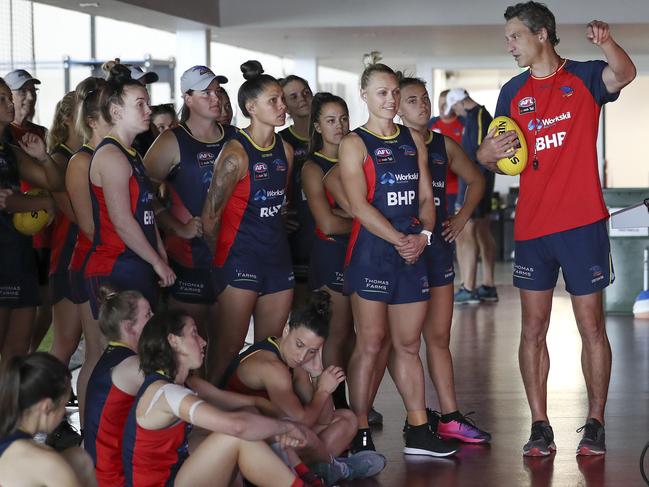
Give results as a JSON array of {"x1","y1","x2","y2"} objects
[
  {"x1": 145, "y1": 383, "x2": 198, "y2": 418},
  {"x1": 187, "y1": 399, "x2": 205, "y2": 424}
]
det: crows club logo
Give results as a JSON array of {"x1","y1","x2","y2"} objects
[
  {"x1": 399, "y1": 144, "x2": 416, "y2": 156},
  {"x1": 430, "y1": 153, "x2": 446, "y2": 165},
  {"x1": 272, "y1": 159, "x2": 287, "y2": 172},
  {"x1": 560, "y1": 86, "x2": 574, "y2": 97}
]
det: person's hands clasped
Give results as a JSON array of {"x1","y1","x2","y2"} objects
[
  {"x1": 395, "y1": 233, "x2": 427, "y2": 264},
  {"x1": 276, "y1": 421, "x2": 308, "y2": 450}
]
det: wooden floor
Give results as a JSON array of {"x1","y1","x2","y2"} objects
[{"x1": 345, "y1": 263, "x2": 649, "y2": 487}]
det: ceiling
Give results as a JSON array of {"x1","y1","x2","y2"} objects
[{"x1": 35, "y1": 0, "x2": 649, "y2": 72}]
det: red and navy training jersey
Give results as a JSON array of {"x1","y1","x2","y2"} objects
[
  {"x1": 429, "y1": 116, "x2": 464, "y2": 195},
  {"x1": 495, "y1": 59, "x2": 619, "y2": 240},
  {"x1": 0, "y1": 430, "x2": 32, "y2": 457},
  {"x1": 425, "y1": 131, "x2": 450, "y2": 236},
  {"x1": 84, "y1": 342, "x2": 136, "y2": 486},
  {"x1": 9, "y1": 121, "x2": 52, "y2": 249},
  {"x1": 68, "y1": 144, "x2": 95, "y2": 273},
  {"x1": 221, "y1": 336, "x2": 284, "y2": 397},
  {"x1": 123, "y1": 372, "x2": 191, "y2": 487},
  {"x1": 165, "y1": 122, "x2": 236, "y2": 269},
  {"x1": 213, "y1": 129, "x2": 290, "y2": 267},
  {"x1": 310, "y1": 151, "x2": 348, "y2": 245},
  {"x1": 346, "y1": 125, "x2": 421, "y2": 266},
  {"x1": 49, "y1": 144, "x2": 79, "y2": 276},
  {"x1": 280, "y1": 125, "x2": 315, "y2": 265},
  {"x1": 85, "y1": 137, "x2": 157, "y2": 277}
]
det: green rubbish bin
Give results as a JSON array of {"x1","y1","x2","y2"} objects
[{"x1": 603, "y1": 188, "x2": 649, "y2": 315}]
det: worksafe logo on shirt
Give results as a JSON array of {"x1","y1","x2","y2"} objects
[
  {"x1": 380, "y1": 172, "x2": 396, "y2": 185},
  {"x1": 518, "y1": 96, "x2": 536, "y2": 114},
  {"x1": 253, "y1": 188, "x2": 284, "y2": 202},
  {"x1": 374, "y1": 147, "x2": 394, "y2": 164}
]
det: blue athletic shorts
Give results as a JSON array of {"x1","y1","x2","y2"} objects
[
  {"x1": 308, "y1": 237, "x2": 347, "y2": 293},
  {"x1": 0, "y1": 243, "x2": 40, "y2": 308},
  {"x1": 513, "y1": 219, "x2": 614, "y2": 296},
  {"x1": 69, "y1": 269, "x2": 89, "y2": 305},
  {"x1": 86, "y1": 261, "x2": 158, "y2": 318},
  {"x1": 425, "y1": 236, "x2": 455, "y2": 288},
  {"x1": 168, "y1": 261, "x2": 217, "y2": 305},
  {"x1": 214, "y1": 258, "x2": 295, "y2": 297},
  {"x1": 49, "y1": 272, "x2": 75, "y2": 305}
]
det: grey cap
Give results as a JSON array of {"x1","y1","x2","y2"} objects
[
  {"x1": 128, "y1": 65, "x2": 159, "y2": 84},
  {"x1": 180, "y1": 65, "x2": 227, "y2": 93},
  {"x1": 4, "y1": 69, "x2": 41, "y2": 90}
]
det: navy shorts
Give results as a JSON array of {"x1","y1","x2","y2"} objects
[
  {"x1": 168, "y1": 261, "x2": 217, "y2": 305},
  {"x1": 34, "y1": 248, "x2": 50, "y2": 286},
  {"x1": 49, "y1": 272, "x2": 74, "y2": 305},
  {"x1": 86, "y1": 261, "x2": 158, "y2": 319},
  {"x1": 513, "y1": 219, "x2": 614, "y2": 296},
  {"x1": 69, "y1": 269, "x2": 89, "y2": 305},
  {"x1": 215, "y1": 258, "x2": 295, "y2": 297},
  {"x1": 425, "y1": 236, "x2": 455, "y2": 288},
  {"x1": 308, "y1": 237, "x2": 346, "y2": 293},
  {"x1": 0, "y1": 242, "x2": 40, "y2": 308}
]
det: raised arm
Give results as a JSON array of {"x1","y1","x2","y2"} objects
[{"x1": 588, "y1": 21, "x2": 636, "y2": 93}]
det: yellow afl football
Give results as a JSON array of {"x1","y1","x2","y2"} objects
[
  {"x1": 12, "y1": 188, "x2": 50, "y2": 236},
  {"x1": 488, "y1": 116, "x2": 528, "y2": 176}
]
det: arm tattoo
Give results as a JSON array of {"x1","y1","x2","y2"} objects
[{"x1": 204, "y1": 154, "x2": 241, "y2": 255}]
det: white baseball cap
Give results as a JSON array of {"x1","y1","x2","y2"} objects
[
  {"x1": 180, "y1": 65, "x2": 228, "y2": 93},
  {"x1": 128, "y1": 66, "x2": 159, "y2": 84},
  {"x1": 444, "y1": 88, "x2": 468, "y2": 116},
  {"x1": 4, "y1": 69, "x2": 41, "y2": 90}
]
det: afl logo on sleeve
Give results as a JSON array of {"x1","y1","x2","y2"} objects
[
  {"x1": 518, "y1": 96, "x2": 536, "y2": 115},
  {"x1": 253, "y1": 162, "x2": 269, "y2": 180},
  {"x1": 196, "y1": 151, "x2": 215, "y2": 168},
  {"x1": 374, "y1": 147, "x2": 395, "y2": 164}
]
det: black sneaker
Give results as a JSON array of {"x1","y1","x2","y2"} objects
[
  {"x1": 368, "y1": 407, "x2": 383, "y2": 427},
  {"x1": 350, "y1": 428, "x2": 375, "y2": 453},
  {"x1": 402, "y1": 408, "x2": 440, "y2": 434},
  {"x1": 66, "y1": 391, "x2": 79, "y2": 409},
  {"x1": 403, "y1": 423, "x2": 458, "y2": 457},
  {"x1": 576, "y1": 418, "x2": 606, "y2": 456},
  {"x1": 523, "y1": 421, "x2": 556, "y2": 457},
  {"x1": 46, "y1": 418, "x2": 82, "y2": 450}
]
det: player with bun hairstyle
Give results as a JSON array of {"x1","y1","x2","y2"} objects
[
  {"x1": 338, "y1": 58, "x2": 455, "y2": 457},
  {"x1": 84, "y1": 62, "x2": 175, "y2": 319},
  {"x1": 397, "y1": 74, "x2": 491, "y2": 444},
  {"x1": 300, "y1": 92, "x2": 354, "y2": 410},
  {"x1": 144, "y1": 66, "x2": 235, "y2": 337},
  {"x1": 0, "y1": 352, "x2": 97, "y2": 486},
  {"x1": 123, "y1": 309, "x2": 314, "y2": 487},
  {"x1": 0, "y1": 77, "x2": 65, "y2": 364},
  {"x1": 202, "y1": 60, "x2": 295, "y2": 384}
]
